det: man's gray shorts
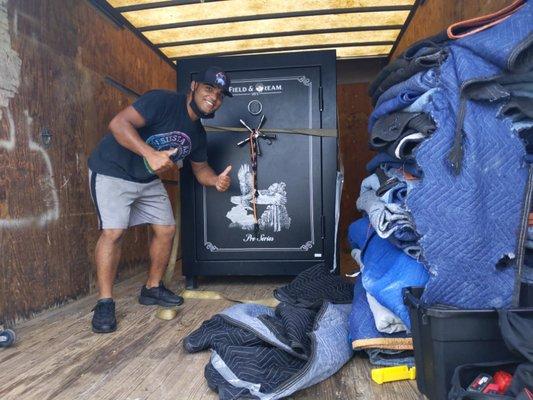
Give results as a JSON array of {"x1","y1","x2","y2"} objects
[{"x1": 89, "y1": 170, "x2": 175, "y2": 229}]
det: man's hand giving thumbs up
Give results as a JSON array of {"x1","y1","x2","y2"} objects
[{"x1": 215, "y1": 165, "x2": 232, "y2": 192}]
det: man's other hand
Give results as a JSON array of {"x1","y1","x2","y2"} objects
[
  {"x1": 215, "y1": 165, "x2": 232, "y2": 192},
  {"x1": 144, "y1": 148, "x2": 177, "y2": 174}
]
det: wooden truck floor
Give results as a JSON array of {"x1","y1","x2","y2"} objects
[{"x1": 0, "y1": 268, "x2": 422, "y2": 400}]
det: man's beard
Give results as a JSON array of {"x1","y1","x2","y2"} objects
[{"x1": 190, "y1": 91, "x2": 215, "y2": 119}]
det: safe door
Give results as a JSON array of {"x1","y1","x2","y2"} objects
[{"x1": 178, "y1": 52, "x2": 337, "y2": 286}]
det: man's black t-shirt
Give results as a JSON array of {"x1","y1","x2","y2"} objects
[{"x1": 88, "y1": 90, "x2": 207, "y2": 182}]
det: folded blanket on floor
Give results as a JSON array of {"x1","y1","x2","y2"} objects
[
  {"x1": 350, "y1": 276, "x2": 412, "y2": 351},
  {"x1": 258, "y1": 302, "x2": 316, "y2": 358},
  {"x1": 273, "y1": 263, "x2": 353, "y2": 308},
  {"x1": 187, "y1": 312, "x2": 305, "y2": 400},
  {"x1": 348, "y1": 217, "x2": 429, "y2": 328},
  {"x1": 406, "y1": 2, "x2": 531, "y2": 308},
  {"x1": 184, "y1": 266, "x2": 354, "y2": 400}
]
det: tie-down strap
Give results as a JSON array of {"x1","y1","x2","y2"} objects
[{"x1": 203, "y1": 124, "x2": 337, "y2": 138}]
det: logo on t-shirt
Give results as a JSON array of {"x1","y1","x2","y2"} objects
[{"x1": 146, "y1": 131, "x2": 192, "y2": 163}]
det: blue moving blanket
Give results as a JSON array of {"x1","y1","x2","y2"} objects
[
  {"x1": 406, "y1": 2, "x2": 531, "y2": 308},
  {"x1": 348, "y1": 217, "x2": 429, "y2": 328},
  {"x1": 349, "y1": 275, "x2": 412, "y2": 351}
]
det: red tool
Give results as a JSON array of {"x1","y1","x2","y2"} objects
[{"x1": 493, "y1": 370, "x2": 513, "y2": 393}]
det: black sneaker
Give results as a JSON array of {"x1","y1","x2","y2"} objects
[
  {"x1": 139, "y1": 282, "x2": 184, "y2": 307},
  {"x1": 91, "y1": 298, "x2": 117, "y2": 333}
]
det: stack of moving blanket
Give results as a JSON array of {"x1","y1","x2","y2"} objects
[
  {"x1": 347, "y1": 217, "x2": 428, "y2": 365},
  {"x1": 184, "y1": 264, "x2": 354, "y2": 400},
  {"x1": 349, "y1": 0, "x2": 532, "y2": 363}
]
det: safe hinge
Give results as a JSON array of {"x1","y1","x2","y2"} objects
[
  {"x1": 319, "y1": 86, "x2": 324, "y2": 112},
  {"x1": 321, "y1": 215, "x2": 326, "y2": 239}
]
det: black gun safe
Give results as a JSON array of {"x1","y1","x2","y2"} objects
[{"x1": 178, "y1": 51, "x2": 338, "y2": 288}]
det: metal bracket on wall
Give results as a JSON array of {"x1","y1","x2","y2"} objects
[{"x1": 40, "y1": 128, "x2": 52, "y2": 148}]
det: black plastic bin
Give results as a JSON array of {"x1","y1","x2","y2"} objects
[{"x1": 403, "y1": 287, "x2": 533, "y2": 400}]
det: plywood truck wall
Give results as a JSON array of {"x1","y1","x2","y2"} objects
[
  {"x1": 0, "y1": 0, "x2": 176, "y2": 323},
  {"x1": 392, "y1": 0, "x2": 515, "y2": 58}
]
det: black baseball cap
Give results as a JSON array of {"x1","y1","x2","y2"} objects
[{"x1": 195, "y1": 66, "x2": 233, "y2": 97}]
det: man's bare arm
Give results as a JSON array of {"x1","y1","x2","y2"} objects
[{"x1": 108, "y1": 106, "x2": 175, "y2": 173}]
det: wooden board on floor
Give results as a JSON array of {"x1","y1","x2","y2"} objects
[{"x1": 0, "y1": 270, "x2": 423, "y2": 400}]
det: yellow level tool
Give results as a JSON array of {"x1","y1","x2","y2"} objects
[{"x1": 371, "y1": 365, "x2": 416, "y2": 384}]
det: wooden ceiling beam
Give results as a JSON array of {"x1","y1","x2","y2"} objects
[
  {"x1": 154, "y1": 26, "x2": 403, "y2": 48},
  {"x1": 108, "y1": 0, "x2": 171, "y2": 7},
  {"x1": 119, "y1": 0, "x2": 415, "y2": 29},
  {"x1": 172, "y1": 44, "x2": 393, "y2": 62},
  {"x1": 251, "y1": 45, "x2": 393, "y2": 59},
  {"x1": 336, "y1": 44, "x2": 392, "y2": 58},
  {"x1": 110, "y1": 0, "x2": 225, "y2": 12},
  {"x1": 144, "y1": 10, "x2": 409, "y2": 46},
  {"x1": 162, "y1": 29, "x2": 399, "y2": 58}
]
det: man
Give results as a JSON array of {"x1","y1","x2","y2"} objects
[{"x1": 87, "y1": 66, "x2": 233, "y2": 333}]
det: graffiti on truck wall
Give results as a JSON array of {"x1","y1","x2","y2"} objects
[{"x1": 0, "y1": 0, "x2": 59, "y2": 228}]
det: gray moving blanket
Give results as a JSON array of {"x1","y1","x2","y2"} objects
[{"x1": 184, "y1": 265, "x2": 354, "y2": 399}]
